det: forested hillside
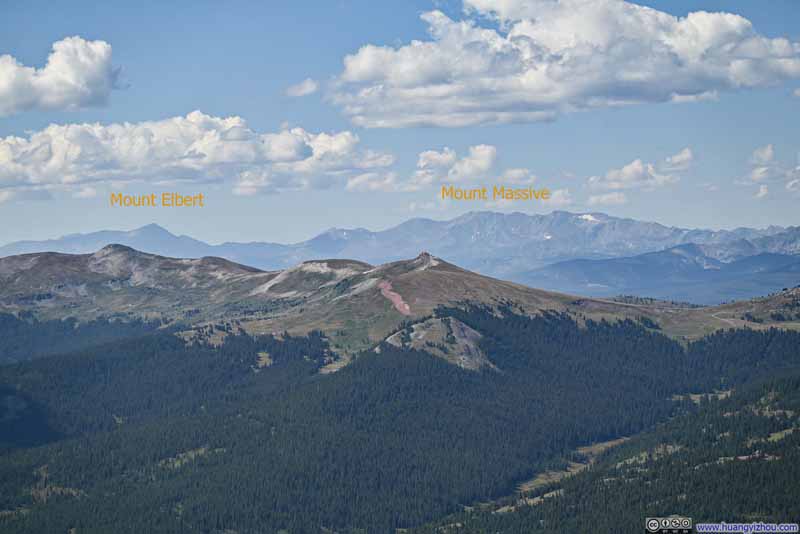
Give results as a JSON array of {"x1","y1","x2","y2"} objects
[
  {"x1": 1, "y1": 306, "x2": 799, "y2": 533},
  {"x1": 0, "y1": 313, "x2": 163, "y2": 364},
  {"x1": 415, "y1": 373, "x2": 800, "y2": 533}
]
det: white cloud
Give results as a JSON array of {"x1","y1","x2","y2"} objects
[
  {"x1": 794, "y1": 89, "x2": 800, "y2": 97},
  {"x1": 407, "y1": 144, "x2": 497, "y2": 191},
  {"x1": 670, "y1": 91, "x2": 719, "y2": 104},
  {"x1": 418, "y1": 147, "x2": 457, "y2": 169},
  {"x1": 787, "y1": 178, "x2": 800, "y2": 194},
  {"x1": 73, "y1": 186, "x2": 97, "y2": 199},
  {"x1": 755, "y1": 184, "x2": 768, "y2": 198},
  {"x1": 750, "y1": 144, "x2": 774, "y2": 165},
  {"x1": 0, "y1": 36, "x2": 119, "y2": 117},
  {"x1": 286, "y1": 78, "x2": 319, "y2": 97},
  {"x1": 662, "y1": 148, "x2": 694, "y2": 172},
  {"x1": 588, "y1": 191, "x2": 628, "y2": 206},
  {"x1": 349, "y1": 144, "x2": 498, "y2": 193},
  {"x1": 748, "y1": 166, "x2": 776, "y2": 182},
  {"x1": 332, "y1": 1, "x2": 800, "y2": 127},
  {"x1": 0, "y1": 191, "x2": 13, "y2": 204},
  {"x1": 588, "y1": 159, "x2": 676, "y2": 190},
  {"x1": 548, "y1": 188, "x2": 573, "y2": 207},
  {"x1": 345, "y1": 172, "x2": 399, "y2": 192},
  {"x1": 588, "y1": 148, "x2": 691, "y2": 191},
  {"x1": 744, "y1": 144, "x2": 799, "y2": 186},
  {"x1": 448, "y1": 144, "x2": 496, "y2": 181},
  {"x1": 503, "y1": 167, "x2": 537, "y2": 185},
  {"x1": 0, "y1": 110, "x2": 393, "y2": 198},
  {"x1": 406, "y1": 171, "x2": 438, "y2": 192}
]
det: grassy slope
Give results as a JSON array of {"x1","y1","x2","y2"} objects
[{"x1": 2, "y1": 247, "x2": 799, "y2": 360}]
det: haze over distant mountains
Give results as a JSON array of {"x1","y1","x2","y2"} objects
[
  {"x1": 2, "y1": 211, "x2": 798, "y2": 304},
  {"x1": 527, "y1": 243, "x2": 800, "y2": 304}
]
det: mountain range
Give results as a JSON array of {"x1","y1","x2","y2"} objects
[
  {"x1": 527, "y1": 244, "x2": 800, "y2": 304},
  {"x1": 1, "y1": 243, "x2": 799, "y2": 532},
  {"x1": 2, "y1": 243, "x2": 799, "y2": 366},
  {"x1": 1, "y1": 211, "x2": 798, "y2": 304},
  {"x1": 0, "y1": 245, "x2": 644, "y2": 361}
]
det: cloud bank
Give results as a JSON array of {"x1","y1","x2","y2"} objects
[
  {"x1": 0, "y1": 36, "x2": 119, "y2": 117},
  {"x1": 0, "y1": 111, "x2": 393, "y2": 198},
  {"x1": 332, "y1": 0, "x2": 800, "y2": 127}
]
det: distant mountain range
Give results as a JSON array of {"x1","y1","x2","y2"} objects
[
  {"x1": 526, "y1": 244, "x2": 800, "y2": 304},
  {"x1": 1, "y1": 211, "x2": 798, "y2": 304}
]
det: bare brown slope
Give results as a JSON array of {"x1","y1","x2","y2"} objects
[{"x1": 1, "y1": 246, "x2": 797, "y2": 356}]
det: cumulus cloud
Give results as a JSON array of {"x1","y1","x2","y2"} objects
[
  {"x1": 331, "y1": 0, "x2": 800, "y2": 127},
  {"x1": 588, "y1": 148, "x2": 691, "y2": 191},
  {"x1": 750, "y1": 144, "x2": 774, "y2": 165},
  {"x1": 286, "y1": 78, "x2": 319, "y2": 97},
  {"x1": 755, "y1": 184, "x2": 769, "y2": 199},
  {"x1": 0, "y1": 36, "x2": 119, "y2": 117},
  {"x1": 408, "y1": 144, "x2": 497, "y2": 190},
  {"x1": 589, "y1": 160, "x2": 665, "y2": 191},
  {"x1": 588, "y1": 191, "x2": 628, "y2": 206},
  {"x1": 662, "y1": 148, "x2": 694, "y2": 172},
  {"x1": 0, "y1": 110, "x2": 393, "y2": 198},
  {"x1": 788, "y1": 179, "x2": 800, "y2": 194},
  {"x1": 747, "y1": 145, "x2": 780, "y2": 182},
  {"x1": 548, "y1": 188, "x2": 573, "y2": 207},
  {"x1": 418, "y1": 147, "x2": 457, "y2": 170},
  {"x1": 448, "y1": 145, "x2": 497, "y2": 181},
  {"x1": 744, "y1": 144, "x2": 799, "y2": 186},
  {"x1": 343, "y1": 144, "x2": 500, "y2": 193},
  {"x1": 503, "y1": 167, "x2": 537, "y2": 185}
]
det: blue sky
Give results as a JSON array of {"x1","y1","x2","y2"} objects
[{"x1": 0, "y1": 0, "x2": 799, "y2": 245}]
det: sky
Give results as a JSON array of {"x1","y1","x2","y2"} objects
[{"x1": 0, "y1": 0, "x2": 799, "y2": 245}]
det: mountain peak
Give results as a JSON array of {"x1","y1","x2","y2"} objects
[
  {"x1": 411, "y1": 251, "x2": 442, "y2": 270},
  {"x1": 95, "y1": 243, "x2": 138, "y2": 255},
  {"x1": 132, "y1": 223, "x2": 172, "y2": 235}
]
